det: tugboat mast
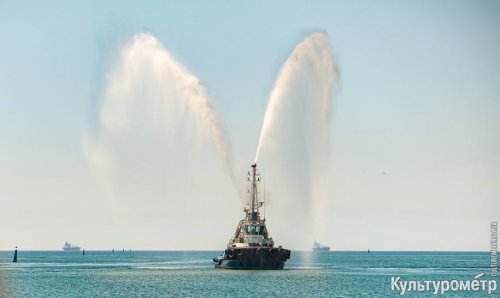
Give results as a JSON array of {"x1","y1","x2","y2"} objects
[{"x1": 249, "y1": 163, "x2": 259, "y2": 221}]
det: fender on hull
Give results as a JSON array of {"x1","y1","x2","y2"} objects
[{"x1": 214, "y1": 247, "x2": 290, "y2": 270}]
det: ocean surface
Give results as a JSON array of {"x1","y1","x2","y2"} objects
[{"x1": 0, "y1": 250, "x2": 496, "y2": 297}]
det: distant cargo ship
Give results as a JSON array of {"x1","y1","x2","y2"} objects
[
  {"x1": 63, "y1": 242, "x2": 81, "y2": 251},
  {"x1": 312, "y1": 242, "x2": 330, "y2": 252}
]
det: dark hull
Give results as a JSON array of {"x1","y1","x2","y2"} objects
[{"x1": 215, "y1": 247, "x2": 291, "y2": 270}]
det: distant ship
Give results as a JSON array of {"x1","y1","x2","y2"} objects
[
  {"x1": 312, "y1": 241, "x2": 330, "y2": 252},
  {"x1": 62, "y1": 242, "x2": 81, "y2": 251},
  {"x1": 213, "y1": 163, "x2": 291, "y2": 269}
]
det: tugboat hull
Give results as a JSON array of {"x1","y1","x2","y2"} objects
[{"x1": 215, "y1": 247, "x2": 291, "y2": 270}]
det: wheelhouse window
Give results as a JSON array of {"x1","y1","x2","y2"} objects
[{"x1": 245, "y1": 225, "x2": 264, "y2": 235}]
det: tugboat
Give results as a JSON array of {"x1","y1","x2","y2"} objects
[
  {"x1": 312, "y1": 241, "x2": 330, "y2": 252},
  {"x1": 213, "y1": 163, "x2": 291, "y2": 269}
]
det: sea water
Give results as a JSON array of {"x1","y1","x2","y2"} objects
[{"x1": 0, "y1": 251, "x2": 494, "y2": 297}]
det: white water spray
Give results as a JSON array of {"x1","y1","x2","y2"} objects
[
  {"x1": 101, "y1": 33, "x2": 232, "y2": 173},
  {"x1": 255, "y1": 32, "x2": 336, "y2": 163},
  {"x1": 84, "y1": 32, "x2": 242, "y2": 248},
  {"x1": 254, "y1": 33, "x2": 337, "y2": 248},
  {"x1": 85, "y1": 32, "x2": 237, "y2": 204}
]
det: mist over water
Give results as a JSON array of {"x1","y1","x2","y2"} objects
[
  {"x1": 84, "y1": 33, "x2": 240, "y2": 248},
  {"x1": 255, "y1": 33, "x2": 337, "y2": 249},
  {"x1": 84, "y1": 32, "x2": 336, "y2": 250},
  {"x1": 89, "y1": 32, "x2": 233, "y2": 180}
]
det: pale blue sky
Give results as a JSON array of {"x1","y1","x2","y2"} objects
[{"x1": 1, "y1": 1, "x2": 499, "y2": 250}]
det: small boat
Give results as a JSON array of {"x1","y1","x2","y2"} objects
[
  {"x1": 312, "y1": 241, "x2": 330, "y2": 252},
  {"x1": 62, "y1": 242, "x2": 81, "y2": 251},
  {"x1": 213, "y1": 163, "x2": 291, "y2": 269}
]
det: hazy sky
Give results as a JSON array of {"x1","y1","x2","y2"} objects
[{"x1": 1, "y1": 1, "x2": 499, "y2": 250}]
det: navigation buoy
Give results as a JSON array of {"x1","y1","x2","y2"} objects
[{"x1": 13, "y1": 246, "x2": 18, "y2": 263}]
